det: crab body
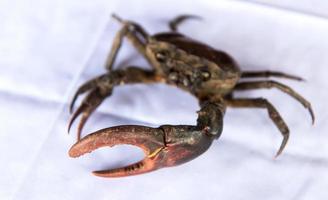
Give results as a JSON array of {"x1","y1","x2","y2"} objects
[
  {"x1": 68, "y1": 14, "x2": 314, "y2": 178},
  {"x1": 148, "y1": 32, "x2": 241, "y2": 98}
]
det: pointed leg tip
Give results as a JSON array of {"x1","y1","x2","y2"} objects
[
  {"x1": 291, "y1": 74, "x2": 305, "y2": 82},
  {"x1": 299, "y1": 77, "x2": 306, "y2": 82},
  {"x1": 274, "y1": 145, "x2": 284, "y2": 159},
  {"x1": 67, "y1": 119, "x2": 74, "y2": 134},
  {"x1": 309, "y1": 108, "x2": 315, "y2": 125},
  {"x1": 274, "y1": 145, "x2": 285, "y2": 159},
  {"x1": 275, "y1": 134, "x2": 289, "y2": 159},
  {"x1": 69, "y1": 94, "x2": 80, "y2": 114},
  {"x1": 112, "y1": 14, "x2": 123, "y2": 23},
  {"x1": 187, "y1": 14, "x2": 203, "y2": 21},
  {"x1": 69, "y1": 102, "x2": 74, "y2": 114},
  {"x1": 274, "y1": 151, "x2": 282, "y2": 159},
  {"x1": 67, "y1": 113, "x2": 86, "y2": 140},
  {"x1": 69, "y1": 107, "x2": 73, "y2": 114},
  {"x1": 180, "y1": 14, "x2": 203, "y2": 20},
  {"x1": 67, "y1": 104, "x2": 86, "y2": 135}
]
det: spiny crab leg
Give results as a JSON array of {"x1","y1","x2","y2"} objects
[
  {"x1": 68, "y1": 86, "x2": 112, "y2": 140},
  {"x1": 68, "y1": 68, "x2": 161, "y2": 140}
]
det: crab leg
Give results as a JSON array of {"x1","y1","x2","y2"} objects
[
  {"x1": 168, "y1": 14, "x2": 202, "y2": 32},
  {"x1": 234, "y1": 80, "x2": 315, "y2": 123},
  {"x1": 241, "y1": 71, "x2": 304, "y2": 81},
  {"x1": 226, "y1": 98, "x2": 289, "y2": 157},
  {"x1": 105, "y1": 14, "x2": 150, "y2": 71},
  {"x1": 68, "y1": 67, "x2": 163, "y2": 140},
  {"x1": 68, "y1": 88, "x2": 112, "y2": 140}
]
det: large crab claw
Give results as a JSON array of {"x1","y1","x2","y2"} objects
[{"x1": 69, "y1": 125, "x2": 214, "y2": 178}]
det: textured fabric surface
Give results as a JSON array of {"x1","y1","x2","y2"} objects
[{"x1": 1, "y1": 0, "x2": 327, "y2": 199}]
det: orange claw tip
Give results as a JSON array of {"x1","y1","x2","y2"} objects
[
  {"x1": 68, "y1": 135, "x2": 96, "y2": 158},
  {"x1": 68, "y1": 136, "x2": 97, "y2": 158},
  {"x1": 92, "y1": 170, "x2": 133, "y2": 178},
  {"x1": 68, "y1": 144, "x2": 88, "y2": 158}
]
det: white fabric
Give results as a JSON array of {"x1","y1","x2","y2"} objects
[
  {"x1": 1, "y1": 0, "x2": 327, "y2": 199},
  {"x1": 242, "y1": 0, "x2": 328, "y2": 18}
]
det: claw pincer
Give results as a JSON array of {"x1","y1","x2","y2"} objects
[
  {"x1": 69, "y1": 102, "x2": 224, "y2": 177},
  {"x1": 69, "y1": 102, "x2": 223, "y2": 177}
]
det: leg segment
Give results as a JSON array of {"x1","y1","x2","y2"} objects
[
  {"x1": 225, "y1": 98, "x2": 289, "y2": 157},
  {"x1": 105, "y1": 14, "x2": 150, "y2": 71},
  {"x1": 168, "y1": 14, "x2": 202, "y2": 32},
  {"x1": 241, "y1": 70, "x2": 304, "y2": 81},
  {"x1": 68, "y1": 100, "x2": 225, "y2": 177},
  {"x1": 234, "y1": 80, "x2": 314, "y2": 123},
  {"x1": 68, "y1": 67, "x2": 163, "y2": 140}
]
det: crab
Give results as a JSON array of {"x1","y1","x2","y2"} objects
[{"x1": 67, "y1": 14, "x2": 314, "y2": 178}]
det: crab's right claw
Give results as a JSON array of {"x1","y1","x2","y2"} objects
[{"x1": 68, "y1": 125, "x2": 214, "y2": 178}]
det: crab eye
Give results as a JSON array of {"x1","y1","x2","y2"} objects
[{"x1": 155, "y1": 51, "x2": 168, "y2": 62}]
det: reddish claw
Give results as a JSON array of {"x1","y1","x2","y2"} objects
[{"x1": 69, "y1": 125, "x2": 214, "y2": 177}]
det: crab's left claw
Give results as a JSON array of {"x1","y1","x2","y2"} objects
[{"x1": 69, "y1": 125, "x2": 214, "y2": 178}]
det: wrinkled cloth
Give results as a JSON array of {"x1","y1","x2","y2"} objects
[{"x1": 1, "y1": 0, "x2": 327, "y2": 199}]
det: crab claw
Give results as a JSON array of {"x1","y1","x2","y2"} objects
[{"x1": 69, "y1": 125, "x2": 214, "y2": 178}]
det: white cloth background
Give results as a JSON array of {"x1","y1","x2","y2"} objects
[{"x1": 1, "y1": 0, "x2": 327, "y2": 199}]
